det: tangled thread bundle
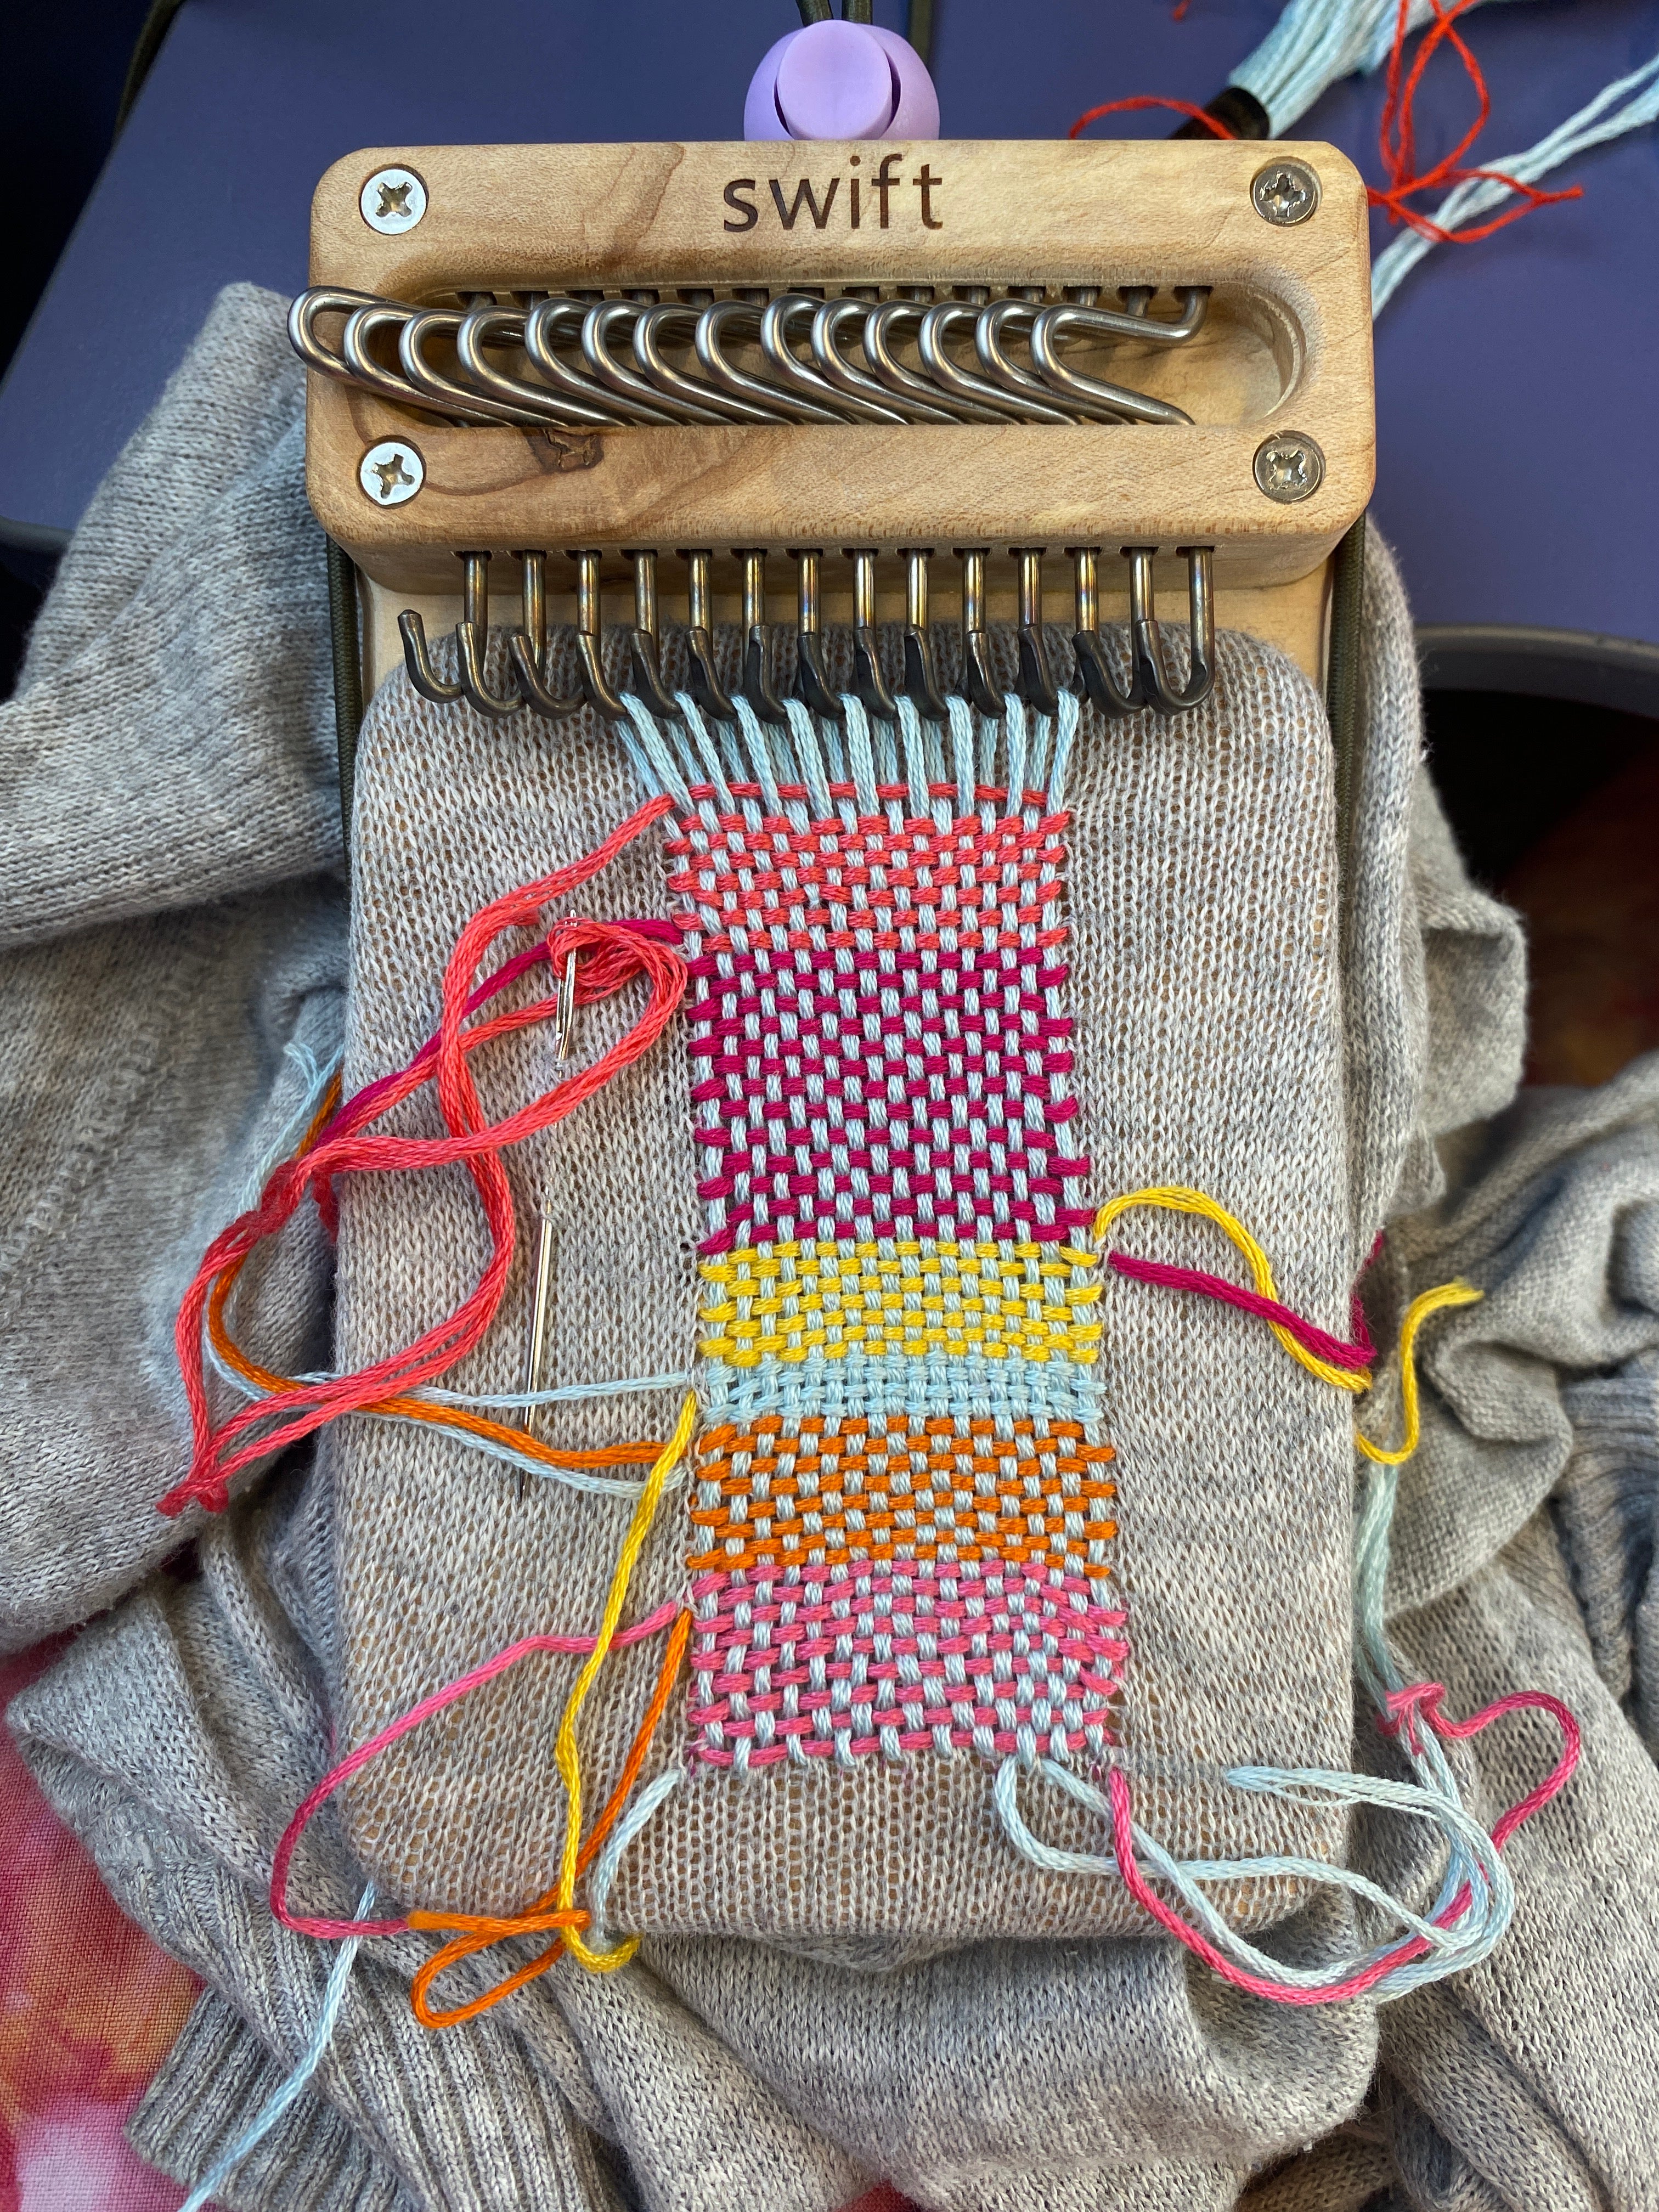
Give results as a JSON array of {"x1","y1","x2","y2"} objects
[{"x1": 161, "y1": 793, "x2": 680, "y2": 1518}]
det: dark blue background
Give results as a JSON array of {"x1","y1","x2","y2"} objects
[{"x1": 2, "y1": 0, "x2": 1655, "y2": 639}]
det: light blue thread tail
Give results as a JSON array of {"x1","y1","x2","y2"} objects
[
  {"x1": 993, "y1": 1448, "x2": 1520, "y2": 2002},
  {"x1": 242, "y1": 1042, "x2": 346, "y2": 1207},
  {"x1": 1371, "y1": 47, "x2": 1659, "y2": 314},
  {"x1": 179, "y1": 1882, "x2": 375, "y2": 2212},
  {"x1": 587, "y1": 1766, "x2": 684, "y2": 1944}
]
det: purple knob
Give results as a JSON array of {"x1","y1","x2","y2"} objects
[{"x1": 744, "y1": 20, "x2": 940, "y2": 142}]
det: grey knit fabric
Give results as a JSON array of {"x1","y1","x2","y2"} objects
[
  {"x1": 328, "y1": 604, "x2": 1366, "y2": 1942},
  {"x1": 5, "y1": 281, "x2": 339, "y2": 944},
  {"x1": 0, "y1": 280, "x2": 345, "y2": 1651},
  {"x1": 1340, "y1": 530, "x2": 1526, "y2": 1264},
  {"x1": 1553, "y1": 1351, "x2": 1659, "y2": 1752},
  {"x1": 1378, "y1": 1052, "x2": 1659, "y2": 1620},
  {"x1": 644, "y1": 1901, "x2": 1376, "y2": 2212},
  {"x1": 9, "y1": 1455, "x2": 868, "y2": 2212},
  {"x1": 1364, "y1": 1515, "x2": 1659, "y2": 2212}
]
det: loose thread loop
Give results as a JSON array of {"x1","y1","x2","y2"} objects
[
  {"x1": 161, "y1": 794, "x2": 681, "y2": 1517},
  {"x1": 1007, "y1": 1184, "x2": 1581, "y2": 2004}
]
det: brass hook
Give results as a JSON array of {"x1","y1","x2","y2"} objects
[
  {"x1": 1125, "y1": 546, "x2": 1216, "y2": 714},
  {"x1": 789, "y1": 549, "x2": 844, "y2": 724},
  {"x1": 1010, "y1": 546, "x2": 1059, "y2": 715},
  {"x1": 680, "y1": 549, "x2": 736, "y2": 722},
  {"x1": 506, "y1": 552, "x2": 585, "y2": 720},
  {"x1": 735, "y1": 548, "x2": 789, "y2": 725},
  {"x1": 845, "y1": 548, "x2": 897, "y2": 719},
  {"x1": 955, "y1": 548, "x2": 1006, "y2": 718},
  {"x1": 899, "y1": 548, "x2": 947, "y2": 720},
  {"x1": 1066, "y1": 546, "x2": 1135, "y2": 717}
]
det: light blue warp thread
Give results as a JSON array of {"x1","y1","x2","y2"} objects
[{"x1": 179, "y1": 1883, "x2": 375, "y2": 2212}]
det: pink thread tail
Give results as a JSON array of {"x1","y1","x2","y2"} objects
[{"x1": 269, "y1": 1601, "x2": 681, "y2": 1939}]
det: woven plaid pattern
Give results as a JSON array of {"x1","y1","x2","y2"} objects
[{"x1": 667, "y1": 800, "x2": 1122, "y2": 1771}]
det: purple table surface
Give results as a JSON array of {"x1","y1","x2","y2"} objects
[{"x1": 1, "y1": 0, "x2": 1655, "y2": 642}]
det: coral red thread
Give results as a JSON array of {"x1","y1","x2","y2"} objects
[
  {"x1": 269, "y1": 1601, "x2": 682, "y2": 1940},
  {"x1": 160, "y1": 794, "x2": 679, "y2": 1517},
  {"x1": 1069, "y1": 95, "x2": 1233, "y2": 140},
  {"x1": 1368, "y1": 0, "x2": 1583, "y2": 245}
]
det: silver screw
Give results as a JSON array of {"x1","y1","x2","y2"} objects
[
  {"x1": 360, "y1": 165, "x2": 427, "y2": 234},
  {"x1": 359, "y1": 439, "x2": 424, "y2": 506},
  {"x1": 1251, "y1": 159, "x2": 1320, "y2": 226},
  {"x1": 1254, "y1": 431, "x2": 1325, "y2": 504}
]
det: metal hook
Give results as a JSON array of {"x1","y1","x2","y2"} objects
[
  {"x1": 1028, "y1": 290, "x2": 1207, "y2": 425},
  {"x1": 399, "y1": 308, "x2": 549, "y2": 428},
  {"x1": 507, "y1": 551, "x2": 586, "y2": 720},
  {"x1": 622, "y1": 549, "x2": 680, "y2": 720},
  {"x1": 287, "y1": 287, "x2": 386, "y2": 383},
  {"x1": 899, "y1": 548, "x2": 947, "y2": 720},
  {"x1": 759, "y1": 295, "x2": 876, "y2": 421},
  {"x1": 680, "y1": 550, "x2": 736, "y2": 723},
  {"x1": 455, "y1": 302, "x2": 613, "y2": 428},
  {"x1": 735, "y1": 549, "x2": 789, "y2": 726},
  {"x1": 633, "y1": 302, "x2": 779, "y2": 425},
  {"x1": 810, "y1": 300, "x2": 932, "y2": 422},
  {"x1": 918, "y1": 300, "x2": 1068, "y2": 424},
  {"x1": 845, "y1": 549, "x2": 897, "y2": 719},
  {"x1": 976, "y1": 299, "x2": 1079, "y2": 422},
  {"x1": 522, "y1": 299, "x2": 636, "y2": 427},
  {"x1": 343, "y1": 300, "x2": 491, "y2": 422},
  {"x1": 1010, "y1": 546, "x2": 1059, "y2": 715},
  {"x1": 579, "y1": 298, "x2": 699, "y2": 425},
  {"x1": 1066, "y1": 546, "x2": 1136, "y2": 717},
  {"x1": 696, "y1": 298, "x2": 839, "y2": 424},
  {"x1": 789, "y1": 548, "x2": 844, "y2": 724},
  {"x1": 863, "y1": 299, "x2": 1004, "y2": 424},
  {"x1": 399, "y1": 607, "x2": 465, "y2": 704},
  {"x1": 955, "y1": 548, "x2": 1006, "y2": 717},
  {"x1": 1125, "y1": 546, "x2": 1216, "y2": 714},
  {"x1": 566, "y1": 551, "x2": 630, "y2": 721},
  {"x1": 453, "y1": 551, "x2": 524, "y2": 717}
]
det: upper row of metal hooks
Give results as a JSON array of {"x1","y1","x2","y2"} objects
[
  {"x1": 291, "y1": 284, "x2": 1211, "y2": 431},
  {"x1": 399, "y1": 543, "x2": 1215, "y2": 724}
]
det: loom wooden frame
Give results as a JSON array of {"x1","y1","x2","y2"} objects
[{"x1": 306, "y1": 139, "x2": 1376, "y2": 612}]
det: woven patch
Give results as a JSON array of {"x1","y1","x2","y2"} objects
[
  {"x1": 687, "y1": 1415, "x2": 1126, "y2": 1770},
  {"x1": 669, "y1": 804, "x2": 1119, "y2": 1771},
  {"x1": 699, "y1": 1237, "x2": 1103, "y2": 1370},
  {"x1": 667, "y1": 809, "x2": 1093, "y2": 1256}
]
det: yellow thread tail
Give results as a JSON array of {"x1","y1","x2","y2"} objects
[
  {"x1": 1092, "y1": 1185, "x2": 1371, "y2": 1396},
  {"x1": 1356, "y1": 1280, "x2": 1482, "y2": 1465},
  {"x1": 554, "y1": 1387, "x2": 698, "y2": 1971}
]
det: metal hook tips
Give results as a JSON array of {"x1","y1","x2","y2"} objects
[
  {"x1": 569, "y1": 551, "x2": 631, "y2": 721},
  {"x1": 899, "y1": 548, "x2": 947, "y2": 720},
  {"x1": 955, "y1": 548, "x2": 1006, "y2": 719},
  {"x1": 680, "y1": 549, "x2": 737, "y2": 724},
  {"x1": 1010, "y1": 547, "x2": 1059, "y2": 716},
  {"x1": 846, "y1": 548, "x2": 898, "y2": 720},
  {"x1": 1126, "y1": 545, "x2": 1216, "y2": 714},
  {"x1": 736, "y1": 549, "x2": 790, "y2": 726},
  {"x1": 623, "y1": 548, "x2": 681, "y2": 720},
  {"x1": 1067, "y1": 546, "x2": 1136, "y2": 718},
  {"x1": 789, "y1": 548, "x2": 845, "y2": 725}
]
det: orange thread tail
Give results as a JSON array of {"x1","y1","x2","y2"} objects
[
  {"x1": 406, "y1": 1610, "x2": 692, "y2": 2028},
  {"x1": 206, "y1": 1252, "x2": 663, "y2": 1473}
]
